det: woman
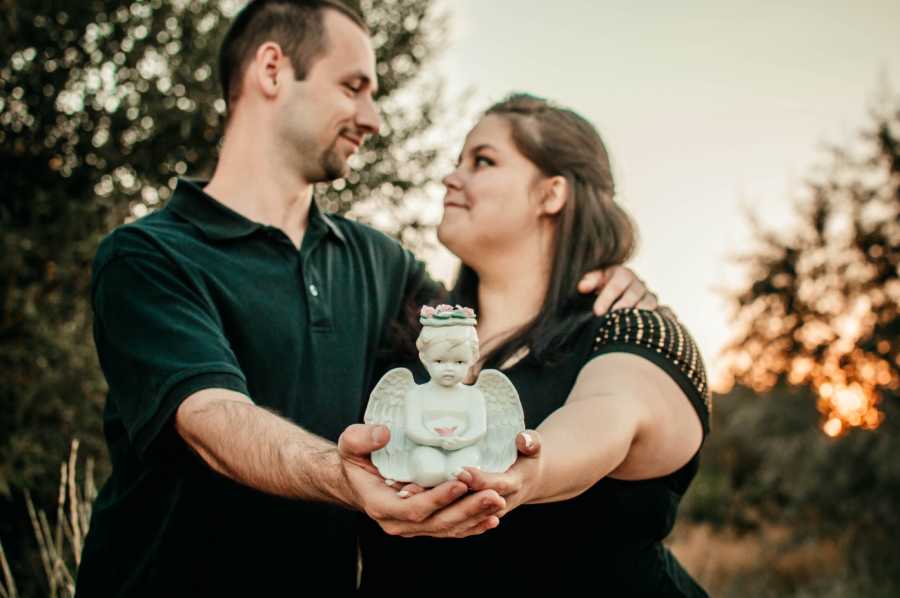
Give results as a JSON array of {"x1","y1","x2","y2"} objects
[{"x1": 360, "y1": 94, "x2": 710, "y2": 595}]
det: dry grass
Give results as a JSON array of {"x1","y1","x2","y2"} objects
[
  {"x1": 0, "y1": 539, "x2": 18, "y2": 598},
  {"x1": 0, "y1": 439, "x2": 96, "y2": 598},
  {"x1": 668, "y1": 520, "x2": 847, "y2": 597}
]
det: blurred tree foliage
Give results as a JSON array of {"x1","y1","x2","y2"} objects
[
  {"x1": 719, "y1": 94, "x2": 899, "y2": 429},
  {"x1": 683, "y1": 95, "x2": 900, "y2": 592},
  {"x1": 1, "y1": 0, "x2": 453, "y2": 593}
]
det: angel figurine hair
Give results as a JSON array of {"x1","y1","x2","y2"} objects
[{"x1": 364, "y1": 305, "x2": 525, "y2": 487}]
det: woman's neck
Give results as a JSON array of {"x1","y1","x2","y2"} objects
[{"x1": 472, "y1": 238, "x2": 552, "y2": 355}]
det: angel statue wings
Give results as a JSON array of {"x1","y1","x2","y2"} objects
[{"x1": 364, "y1": 305, "x2": 525, "y2": 487}]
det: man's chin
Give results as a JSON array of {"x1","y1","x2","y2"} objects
[
  {"x1": 311, "y1": 163, "x2": 349, "y2": 184},
  {"x1": 318, "y1": 153, "x2": 351, "y2": 183}
]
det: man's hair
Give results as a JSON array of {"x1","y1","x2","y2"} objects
[{"x1": 218, "y1": 0, "x2": 368, "y2": 113}]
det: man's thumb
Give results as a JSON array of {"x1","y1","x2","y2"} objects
[{"x1": 338, "y1": 423, "x2": 390, "y2": 457}]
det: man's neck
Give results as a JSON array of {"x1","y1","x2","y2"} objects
[{"x1": 203, "y1": 129, "x2": 314, "y2": 250}]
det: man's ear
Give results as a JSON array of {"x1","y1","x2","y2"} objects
[
  {"x1": 253, "y1": 42, "x2": 287, "y2": 100},
  {"x1": 539, "y1": 175, "x2": 568, "y2": 216}
]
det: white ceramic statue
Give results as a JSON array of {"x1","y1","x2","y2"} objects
[{"x1": 364, "y1": 305, "x2": 525, "y2": 487}]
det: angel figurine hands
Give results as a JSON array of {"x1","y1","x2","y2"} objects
[{"x1": 364, "y1": 305, "x2": 525, "y2": 487}]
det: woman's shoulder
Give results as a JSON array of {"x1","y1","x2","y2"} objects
[{"x1": 587, "y1": 307, "x2": 712, "y2": 433}]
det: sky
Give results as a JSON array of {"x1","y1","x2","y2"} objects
[{"x1": 425, "y1": 0, "x2": 900, "y2": 385}]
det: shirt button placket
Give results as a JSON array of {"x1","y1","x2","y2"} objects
[{"x1": 303, "y1": 254, "x2": 330, "y2": 330}]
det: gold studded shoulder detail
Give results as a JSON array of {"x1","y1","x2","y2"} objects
[{"x1": 593, "y1": 308, "x2": 711, "y2": 416}]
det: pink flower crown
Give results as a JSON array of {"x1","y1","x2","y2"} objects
[{"x1": 419, "y1": 304, "x2": 477, "y2": 327}]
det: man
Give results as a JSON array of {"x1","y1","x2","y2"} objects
[{"x1": 75, "y1": 1, "x2": 657, "y2": 595}]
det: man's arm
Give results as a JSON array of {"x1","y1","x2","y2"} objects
[
  {"x1": 175, "y1": 389, "x2": 507, "y2": 539},
  {"x1": 175, "y1": 388, "x2": 353, "y2": 504}
]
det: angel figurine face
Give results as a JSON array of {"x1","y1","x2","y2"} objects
[
  {"x1": 417, "y1": 326, "x2": 479, "y2": 387},
  {"x1": 364, "y1": 305, "x2": 525, "y2": 487}
]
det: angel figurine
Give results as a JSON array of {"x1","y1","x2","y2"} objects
[{"x1": 364, "y1": 305, "x2": 525, "y2": 487}]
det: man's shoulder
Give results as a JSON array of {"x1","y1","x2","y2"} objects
[
  {"x1": 322, "y1": 212, "x2": 423, "y2": 276},
  {"x1": 324, "y1": 212, "x2": 403, "y2": 250},
  {"x1": 93, "y1": 208, "x2": 190, "y2": 273}
]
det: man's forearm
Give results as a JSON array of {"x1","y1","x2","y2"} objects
[{"x1": 174, "y1": 389, "x2": 358, "y2": 508}]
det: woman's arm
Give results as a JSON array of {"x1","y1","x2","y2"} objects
[{"x1": 461, "y1": 352, "x2": 704, "y2": 510}]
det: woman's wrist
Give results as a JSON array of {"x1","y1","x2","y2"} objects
[{"x1": 516, "y1": 450, "x2": 545, "y2": 506}]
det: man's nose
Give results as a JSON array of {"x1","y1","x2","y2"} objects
[{"x1": 357, "y1": 95, "x2": 381, "y2": 136}]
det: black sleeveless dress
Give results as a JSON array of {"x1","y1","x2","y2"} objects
[{"x1": 358, "y1": 308, "x2": 711, "y2": 596}]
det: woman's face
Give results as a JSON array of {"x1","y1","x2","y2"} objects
[{"x1": 438, "y1": 115, "x2": 548, "y2": 263}]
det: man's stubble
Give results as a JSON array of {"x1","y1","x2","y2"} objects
[{"x1": 317, "y1": 133, "x2": 349, "y2": 182}]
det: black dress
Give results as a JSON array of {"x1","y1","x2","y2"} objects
[{"x1": 359, "y1": 308, "x2": 711, "y2": 596}]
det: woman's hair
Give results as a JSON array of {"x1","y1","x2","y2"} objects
[
  {"x1": 452, "y1": 93, "x2": 638, "y2": 367},
  {"x1": 416, "y1": 325, "x2": 480, "y2": 360}
]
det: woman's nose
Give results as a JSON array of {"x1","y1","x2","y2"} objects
[{"x1": 442, "y1": 170, "x2": 463, "y2": 190}]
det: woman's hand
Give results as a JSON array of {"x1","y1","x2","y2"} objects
[
  {"x1": 338, "y1": 424, "x2": 506, "y2": 538},
  {"x1": 456, "y1": 431, "x2": 544, "y2": 516}
]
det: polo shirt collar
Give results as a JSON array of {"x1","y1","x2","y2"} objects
[{"x1": 168, "y1": 178, "x2": 346, "y2": 244}]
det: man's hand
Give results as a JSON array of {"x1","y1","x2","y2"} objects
[
  {"x1": 578, "y1": 265, "x2": 658, "y2": 315},
  {"x1": 456, "y1": 430, "x2": 544, "y2": 517},
  {"x1": 337, "y1": 424, "x2": 505, "y2": 538}
]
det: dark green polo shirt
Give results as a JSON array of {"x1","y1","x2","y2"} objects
[{"x1": 76, "y1": 179, "x2": 440, "y2": 597}]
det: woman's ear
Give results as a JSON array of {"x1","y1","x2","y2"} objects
[{"x1": 539, "y1": 176, "x2": 568, "y2": 216}]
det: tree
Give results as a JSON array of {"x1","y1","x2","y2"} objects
[
  {"x1": 682, "y1": 94, "x2": 900, "y2": 594},
  {"x1": 1, "y1": 0, "x2": 453, "y2": 593},
  {"x1": 719, "y1": 94, "x2": 899, "y2": 435}
]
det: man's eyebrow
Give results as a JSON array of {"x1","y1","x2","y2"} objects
[{"x1": 347, "y1": 71, "x2": 378, "y2": 94}]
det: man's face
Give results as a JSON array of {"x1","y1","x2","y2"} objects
[{"x1": 277, "y1": 9, "x2": 380, "y2": 183}]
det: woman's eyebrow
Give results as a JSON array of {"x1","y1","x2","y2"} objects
[{"x1": 456, "y1": 143, "x2": 497, "y2": 164}]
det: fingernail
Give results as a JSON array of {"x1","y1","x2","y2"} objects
[
  {"x1": 456, "y1": 470, "x2": 473, "y2": 484},
  {"x1": 481, "y1": 498, "x2": 497, "y2": 510},
  {"x1": 397, "y1": 490, "x2": 410, "y2": 498},
  {"x1": 384, "y1": 479, "x2": 395, "y2": 486},
  {"x1": 452, "y1": 483, "x2": 466, "y2": 497},
  {"x1": 522, "y1": 433, "x2": 534, "y2": 449}
]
